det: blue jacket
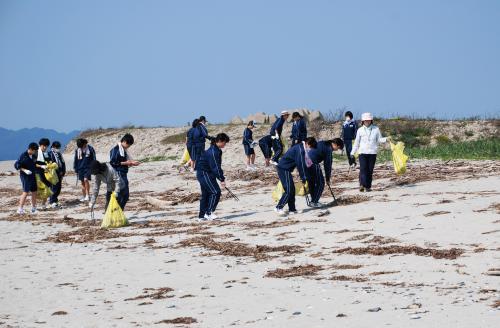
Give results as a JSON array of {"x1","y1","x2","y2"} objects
[
  {"x1": 109, "y1": 145, "x2": 129, "y2": 174},
  {"x1": 193, "y1": 124, "x2": 209, "y2": 145},
  {"x1": 277, "y1": 143, "x2": 308, "y2": 182},
  {"x1": 242, "y1": 128, "x2": 253, "y2": 145},
  {"x1": 259, "y1": 135, "x2": 272, "y2": 146},
  {"x1": 291, "y1": 118, "x2": 307, "y2": 142},
  {"x1": 197, "y1": 144, "x2": 225, "y2": 182},
  {"x1": 309, "y1": 141, "x2": 333, "y2": 181},
  {"x1": 270, "y1": 116, "x2": 286, "y2": 137},
  {"x1": 186, "y1": 127, "x2": 196, "y2": 147},
  {"x1": 74, "y1": 145, "x2": 96, "y2": 173},
  {"x1": 14, "y1": 151, "x2": 36, "y2": 177},
  {"x1": 342, "y1": 120, "x2": 358, "y2": 140},
  {"x1": 49, "y1": 150, "x2": 66, "y2": 176}
]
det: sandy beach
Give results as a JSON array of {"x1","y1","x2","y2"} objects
[{"x1": 0, "y1": 147, "x2": 498, "y2": 327}]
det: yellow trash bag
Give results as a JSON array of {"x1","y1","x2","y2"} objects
[
  {"x1": 296, "y1": 181, "x2": 309, "y2": 196},
  {"x1": 180, "y1": 148, "x2": 190, "y2": 166},
  {"x1": 101, "y1": 193, "x2": 128, "y2": 228},
  {"x1": 390, "y1": 141, "x2": 409, "y2": 175},
  {"x1": 36, "y1": 174, "x2": 53, "y2": 200},
  {"x1": 44, "y1": 162, "x2": 59, "y2": 185},
  {"x1": 272, "y1": 181, "x2": 309, "y2": 202}
]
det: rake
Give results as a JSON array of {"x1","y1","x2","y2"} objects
[{"x1": 225, "y1": 187, "x2": 240, "y2": 201}]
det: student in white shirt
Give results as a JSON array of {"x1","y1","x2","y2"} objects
[{"x1": 350, "y1": 112, "x2": 388, "y2": 192}]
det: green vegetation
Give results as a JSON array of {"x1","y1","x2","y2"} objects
[
  {"x1": 435, "y1": 134, "x2": 452, "y2": 145},
  {"x1": 378, "y1": 119, "x2": 432, "y2": 148},
  {"x1": 333, "y1": 137, "x2": 499, "y2": 163},
  {"x1": 139, "y1": 155, "x2": 177, "y2": 163},
  {"x1": 161, "y1": 132, "x2": 187, "y2": 144}
]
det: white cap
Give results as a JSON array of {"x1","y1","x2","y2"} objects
[
  {"x1": 281, "y1": 110, "x2": 290, "y2": 115},
  {"x1": 361, "y1": 112, "x2": 373, "y2": 121}
]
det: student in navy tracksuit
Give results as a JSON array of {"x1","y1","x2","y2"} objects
[
  {"x1": 258, "y1": 135, "x2": 273, "y2": 166},
  {"x1": 74, "y1": 138, "x2": 96, "y2": 202},
  {"x1": 192, "y1": 116, "x2": 212, "y2": 169},
  {"x1": 110, "y1": 133, "x2": 140, "y2": 210},
  {"x1": 14, "y1": 143, "x2": 39, "y2": 215},
  {"x1": 307, "y1": 138, "x2": 344, "y2": 207},
  {"x1": 270, "y1": 111, "x2": 290, "y2": 164},
  {"x1": 290, "y1": 112, "x2": 307, "y2": 146},
  {"x1": 48, "y1": 141, "x2": 66, "y2": 207},
  {"x1": 196, "y1": 133, "x2": 230, "y2": 221},
  {"x1": 342, "y1": 111, "x2": 358, "y2": 167},
  {"x1": 242, "y1": 121, "x2": 256, "y2": 170},
  {"x1": 186, "y1": 119, "x2": 200, "y2": 171},
  {"x1": 275, "y1": 137, "x2": 317, "y2": 216}
]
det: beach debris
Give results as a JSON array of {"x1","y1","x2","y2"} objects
[
  {"x1": 336, "y1": 195, "x2": 370, "y2": 206},
  {"x1": 336, "y1": 313, "x2": 347, "y2": 317},
  {"x1": 125, "y1": 287, "x2": 174, "y2": 301},
  {"x1": 330, "y1": 275, "x2": 369, "y2": 282},
  {"x1": 317, "y1": 210, "x2": 330, "y2": 217},
  {"x1": 155, "y1": 317, "x2": 197, "y2": 324},
  {"x1": 331, "y1": 264, "x2": 363, "y2": 270},
  {"x1": 370, "y1": 271, "x2": 400, "y2": 276},
  {"x1": 265, "y1": 264, "x2": 323, "y2": 278},
  {"x1": 357, "y1": 216, "x2": 375, "y2": 222},
  {"x1": 346, "y1": 234, "x2": 373, "y2": 241},
  {"x1": 51, "y1": 311, "x2": 68, "y2": 316},
  {"x1": 484, "y1": 268, "x2": 500, "y2": 276},
  {"x1": 178, "y1": 236, "x2": 303, "y2": 261},
  {"x1": 362, "y1": 236, "x2": 399, "y2": 245},
  {"x1": 424, "y1": 211, "x2": 451, "y2": 217},
  {"x1": 368, "y1": 307, "x2": 382, "y2": 312},
  {"x1": 332, "y1": 245, "x2": 464, "y2": 259}
]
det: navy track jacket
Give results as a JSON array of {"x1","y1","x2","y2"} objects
[
  {"x1": 309, "y1": 141, "x2": 333, "y2": 181},
  {"x1": 197, "y1": 144, "x2": 225, "y2": 182},
  {"x1": 270, "y1": 116, "x2": 286, "y2": 137},
  {"x1": 277, "y1": 143, "x2": 308, "y2": 182}
]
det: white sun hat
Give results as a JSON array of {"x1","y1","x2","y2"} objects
[
  {"x1": 281, "y1": 110, "x2": 290, "y2": 115},
  {"x1": 361, "y1": 112, "x2": 373, "y2": 121}
]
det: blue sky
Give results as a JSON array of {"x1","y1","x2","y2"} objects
[{"x1": 1, "y1": 0, "x2": 499, "y2": 132}]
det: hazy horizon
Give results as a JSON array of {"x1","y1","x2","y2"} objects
[{"x1": 1, "y1": 0, "x2": 499, "y2": 133}]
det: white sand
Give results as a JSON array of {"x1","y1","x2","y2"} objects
[{"x1": 0, "y1": 152, "x2": 499, "y2": 327}]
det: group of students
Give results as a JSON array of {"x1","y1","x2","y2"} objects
[
  {"x1": 14, "y1": 134, "x2": 140, "y2": 215},
  {"x1": 14, "y1": 110, "x2": 387, "y2": 220},
  {"x1": 14, "y1": 139, "x2": 66, "y2": 214},
  {"x1": 191, "y1": 110, "x2": 389, "y2": 221}
]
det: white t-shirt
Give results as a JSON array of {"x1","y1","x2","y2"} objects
[{"x1": 351, "y1": 125, "x2": 387, "y2": 155}]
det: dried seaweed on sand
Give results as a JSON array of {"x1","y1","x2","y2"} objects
[
  {"x1": 178, "y1": 236, "x2": 303, "y2": 261},
  {"x1": 125, "y1": 287, "x2": 174, "y2": 301},
  {"x1": 265, "y1": 264, "x2": 323, "y2": 278},
  {"x1": 333, "y1": 245, "x2": 464, "y2": 259}
]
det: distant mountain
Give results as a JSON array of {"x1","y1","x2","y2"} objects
[{"x1": 0, "y1": 127, "x2": 80, "y2": 161}]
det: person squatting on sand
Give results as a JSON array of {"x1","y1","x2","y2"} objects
[
  {"x1": 351, "y1": 112, "x2": 389, "y2": 192},
  {"x1": 74, "y1": 138, "x2": 96, "y2": 203},
  {"x1": 89, "y1": 160, "x2": 123, "y2": 211},
  {"x1": 242, "y1": 120, "x2": 258, "y2": 170},
  {"x1": 342, "y1": 110, "x2": 358, "y2": 168},
  {"x1": 307, "y1": 138, "x2": 344, "y2": 207},
  {"x1": 274, "y1": 137, "x2": 317, "y2": 217},
  {"x1": 48, "y1": 141, "x2": 66, "y2": 208},
  {"x1": 196, "y1": 133, "x2": 230, "y2": 221},
  {"x1": 290, "y1": 111, "x2": 307, "y2": 146},
  {"x1": 14, "y1": 142, "x2": 39, "y2": 215},
  {"x1": 109, "y1": 133, "x2": 140, "y2": 210},
  {"x1": 270, "y1": 110, "x2": 290, "y2": 165},
  {"x1": 258, "y1": 134, "x2": 273, "y2": 167}
]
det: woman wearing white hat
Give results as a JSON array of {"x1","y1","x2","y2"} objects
[{"x1": 350, "y1": 113, "x2": 388, "y2": 192}]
